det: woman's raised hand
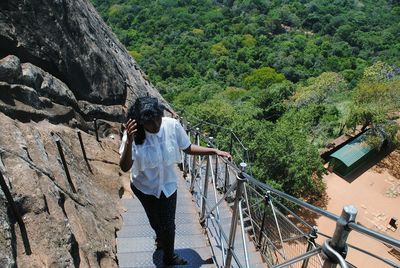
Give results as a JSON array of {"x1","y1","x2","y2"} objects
[{"x1": 125, "y1": 119, "x2": 137, "y2": 143}]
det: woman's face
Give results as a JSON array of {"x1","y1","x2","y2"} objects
[{"x1": 143, "y1": 116, "x2": 162, "y2": 133}]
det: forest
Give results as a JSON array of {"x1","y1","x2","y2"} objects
[{"x1": 92, "y1": 0, "x2": 400, "y2": 201}]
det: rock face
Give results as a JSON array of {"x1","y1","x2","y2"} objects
[
  {"x1": 0, "y1": 113, "x2": 127, "y2": 267},
  {"x1": 0, "y1": 0, "x2": 161, "y2": 106},
  {"x1": 0, "y1": 55, "x2": 124, "y2": 127},
  {"x1": 0, "y1": 0, "x2": 167, "y2": 267}
]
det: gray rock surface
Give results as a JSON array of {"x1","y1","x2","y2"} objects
[
  {"x1": 0, "y1": 0, "x2": 162, "y2": 106},
  {"x1": 0, "y1": 113, "x2": 127, "y2": 267},
  {"x1": 0, "y1": 82, "x2": 44, "y2": 109},
  {"x1": 0, "y1": 55, "x2": 22, "y2": 84},
  {"x1": 21, "y1": 63, "x2": 44, "y2": 90},
  {"x1": 78, "y1": 100, "x2": 125, "y2": 122},
  {"x1": 0, "y1": 197, "x2": 14, "y2": 268},
  {"x1": 0, "y1": 55, "x2": 124, "y2": 136},
  {"x1": 39, "y1": 72, "x2": 78, "y2": 108}
]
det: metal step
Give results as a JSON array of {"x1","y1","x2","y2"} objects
[
  {"x1": 122, "y1": 211, "x2": 200, "y2": 226},
  {"x1": 117, "y1": 222, "x2": 204, "y2": 238},
  {"x1": 118, "y1": 247, "x2": 214, "y2": 268},
  {"x1": 117, "y1": 169, "x2": 214, "y2": 267},
  {"x1": 118, "y1": 234, "x2": 208, "y2": 253}
]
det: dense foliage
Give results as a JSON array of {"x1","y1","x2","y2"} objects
[{"x1": 92, "y1": 0, "x2": 400, "y2": 199}]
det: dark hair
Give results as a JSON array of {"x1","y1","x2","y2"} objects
[{"x1": 127, "y1": 96, "x2": 165, "y2": 144}]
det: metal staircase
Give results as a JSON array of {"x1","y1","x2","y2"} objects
[
  {"x1": 117, "y1": 175, "x2": 214, "y2": 267},
  {"x1": 116, "y1": 118, "x2": 400, "y2": 268}
]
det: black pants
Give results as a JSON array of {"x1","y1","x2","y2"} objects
[{"x1": 131, "y1": 184, "x2": 177, "y2": 260}]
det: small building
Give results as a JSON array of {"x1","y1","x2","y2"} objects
[
  {"x1": 319, "y1": 125, "x2": 365, "y2": 162},
  {"x1": 328, "y1": 130, "x2": 379, "y2": 177}
]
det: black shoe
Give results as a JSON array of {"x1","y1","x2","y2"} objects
[{"x1": 163, "y1": 254, "x2": 188, "y2": 265}]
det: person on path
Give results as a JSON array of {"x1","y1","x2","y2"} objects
[{"x1": 119, "y1": 96, "x2": 231, "y2": 265}]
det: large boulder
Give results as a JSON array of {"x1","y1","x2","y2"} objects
[
  {"x1": 39, "y1": 72, "x2": 78, "y2": 109},
  {"x1": 21, "y1": 62, "x2": 44, "y2": 90},
  {"x1": 0, "y1": 57, "x2": 77, "y2": 124},
  {"x1": 78, "y1": 100, "x2": 125, "y2": 122},
  {"x1": 0, "y1": 55, "x2": 122, "y2": 137},
  {"x1": 0, "y1": 55, "x2": 22, "y2": 84},
  {"x1": 0, "y1": 0, "x2": 162, "y2": 106},
  {"x1": 0, "y1": 82, "x2": 44, "y2": 109}
]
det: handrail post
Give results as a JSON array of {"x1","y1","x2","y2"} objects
[
  {"x1": 196, "y1": 127, "x2": 200, "y2": 146},
  {"x1": 189, "y1": 153, "x2": 196, "y2": 192},
  {"x1": 0, "y1": 171, "x2": 21, "y2": 226},
  {"x1": 301, "y1": 226, "x2": 318, "y2": 268},
  {"x1": 200, "y1": 137, "x2": 213, "y2": 223},
  {"x1": 190, "y1": 128, "x2": 200, "y2": 192},
  {"x1": 214, "y1": 149, "x2": 219, "y2": 187},
  {"x1": 183, "y1": 122, "x2": 191, "y2": 178},
  {"x1": 94, "y1": 118, "x2": 100, "y2": 142},
  {"x1": 258, "y1": 192, "x2": 270, "y2": 248},
  {"x1": 224, "y1": 162, "x2": 230, "y2": 193},
  {"x1": 322, "y1": 205, "x2": 357, "y2": 268},
  {"x1": 0, "y1": 170, "x2": 32, "y2": 255},
  {"x1": 55, "y1": 138, "x2": 77, "y2": 193},
  {"x1": 77, "y1": 131, "x2": 93, "y2": 174},
  {"x1": 225, "y1": 162, "x2": 247, "y2": 268},
  {"x1": 238, "y1": 198, "x2": 250, "y2": 268},
  {"x1": 200, "y1": 155, "x2": 211, "y2": 225},
  {"x1": 242, "y1": 148, "x2": 247, "y2": 164}
]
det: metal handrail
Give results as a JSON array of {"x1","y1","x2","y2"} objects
[
  {"x1": 181, "y1": 119, "x2": 400, "y2": 268},
  {"x1": 244, "y1": 173, "x2": 339, "y2": 221},
  {"x1": 318, "y1": 232, "x2": 400, "y2": 267},
  {"x1": 273, "y1": 247, "x2": 322, "y2": 268},
  {"x1": 348, "y1": 222, "x2": 400, "y2": 249},
  {"x1": 244, "y1": 172, "x2": 400, "y2": 267},
  {"x1": 238, "y1": 199, "x2": 250, "y2": 268},
  {"x1": 200, "y1": 180, "x2": 238, "y2": 223},
  {"x1": 209, "y1": 154, "x2": 227, "y2": 265},
  {"x1": 208, "y1": 212, "x2": 245, "y2": 268},
  {"x1": 243, "y1": 173, "x2": 400, "y2": 250},
  {"x1": 323, "y1": 240, "x2": 349, "y2": 268},
  {"x1": 185, "y1": 129, "x2": 321, "y2": 267},
  {"x1": 191, "y1": 153, "x2": 249, "y2": 267}
]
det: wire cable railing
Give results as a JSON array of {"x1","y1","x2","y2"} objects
[{"x1": 178, "y1": 116, "x2": 400, "y2": 268}]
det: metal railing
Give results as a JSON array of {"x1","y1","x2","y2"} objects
[{"x1": 180, "y1": 118, "x2": 400, "y2": 268}]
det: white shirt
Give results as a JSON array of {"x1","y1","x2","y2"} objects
[{"x1": 119, "y1": 117, "x2": 190, "y2": 198}]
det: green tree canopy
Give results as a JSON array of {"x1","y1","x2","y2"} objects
[{"x1": 244, "y1": 67, "x2": 285, "y2": 89}]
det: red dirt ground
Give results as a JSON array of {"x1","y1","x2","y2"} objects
[{"x1": 316, "y1": 150, "x2": 400, "y2": 267}]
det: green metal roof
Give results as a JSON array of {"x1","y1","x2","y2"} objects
[{"x1": 330, "y1": 133, "x2": 373, "y2": 167}]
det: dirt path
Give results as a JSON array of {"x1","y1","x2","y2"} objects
[{"x1": 316, "y1": 170, "x2": 400, "y2": 267}]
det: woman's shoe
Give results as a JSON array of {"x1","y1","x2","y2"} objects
[{"x1": 163, "y1": 254, "x2": 188, "y2": 265}]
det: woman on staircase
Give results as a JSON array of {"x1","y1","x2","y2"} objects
[{"x1": 119, "y1": 96, "x2": 231, "y2": 266}]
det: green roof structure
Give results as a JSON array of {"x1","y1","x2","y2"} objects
[
  {"x1": 329, "y1": 130, "x2": 378, "y2": 177},
  {"x1": 330, "y1": 135, "x2": 373, "y2": 167}
]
